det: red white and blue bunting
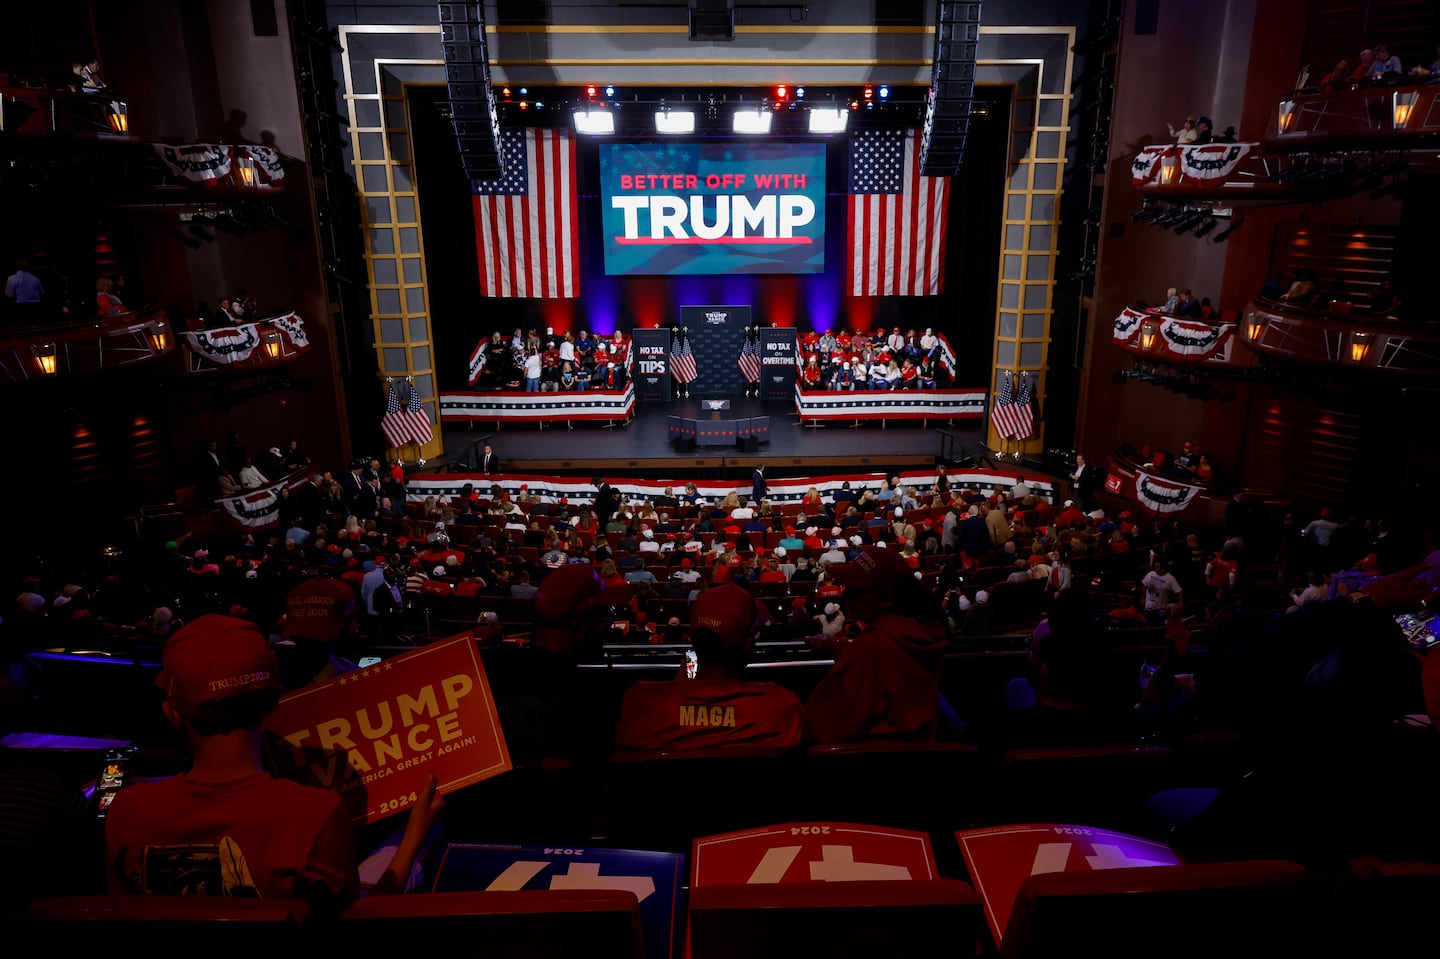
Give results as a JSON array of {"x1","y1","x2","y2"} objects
[
  {"x1": 1133, "y1": 473, "x2": 1204, "y2": 514},
  {"x1": 793, "y1": 383, "x2": 986, "y2": 421},
  {"x1": 218, "y1": 472, "x2": 308, "y2": 529},
  {"x1": 1112, "y1": 307, "x2": 1146, "y2": 344},
  {"x1": 182, "y1": 312, "x2": 310, "y2": 365},
  {"x1": 151, "y1": 143, "x2": 286, "y2": 187},
  {"x1": 440, "y1": 382, "x2": 636, "y2": 423},
  {"x1": 1131, "y1": 143, "x2": 1254, "y2": 188}
]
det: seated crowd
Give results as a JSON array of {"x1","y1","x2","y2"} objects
[
  {"x1": 797, "y1": 325, "x2": 954, "y2": 391},
  {"x1": 1261, "y1": 267, "x2": 1403, "y2": 318},
  {"x1": 4, "y1": 449, "x2": 1440, "y2": 925}
]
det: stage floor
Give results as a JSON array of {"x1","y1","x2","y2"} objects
[{"x1": 435, "y1": 394, "x2": 986, "y2": 478}]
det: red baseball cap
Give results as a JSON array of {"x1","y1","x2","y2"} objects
[
  {"x1": 689, "y1": 583, "x2": 765, "y2": 649},
  {"x1": 282, "y1": 577, "x2": 358, "y2": 643},
  {"x1": 157, "y1": 614, "x2": 279, "y2": 717}
]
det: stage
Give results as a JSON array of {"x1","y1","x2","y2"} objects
[{"x1": 435, "y1": 393, "x2": 987, "y2": 479}]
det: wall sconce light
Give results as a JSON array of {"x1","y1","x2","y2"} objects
[
  {"x1": 1276, "y1": 99, "x2": 1296, "y2": 134},
  {"x1": 147, "y1": 320, "x2": 169, "y2": 353},
  {"x1": 262, "y1": 331, "x2": 283, "y2": 360},
  {"x1": 1246, "y1": 314, "x2": 1263, "y2": 342},
  {"x1": 1349, "y1": 331, "x2": 1373, "y2": 363},
  {"x1": 1139, "y1": 320, "x2": 1159, "y2": 351},
  {"x1": 107, "y1": 101, "x2": 128, "y2": 133},
  {"x1": 32, "y1": 342, "x2": 58, "y2": 376},
  {"x1": 1158, "y1": 153, "x2": 1179, "y2": 185},
  {"x1": 1392, "y1": 91, "x2": 1420, "y2": 129},
  {"x1": 235, "y1": 156, "x2": 256, "y2": 187}
]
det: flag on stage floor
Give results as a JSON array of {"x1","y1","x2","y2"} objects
[
  {"x1": 672, "y1": 330, "x2": 697, "y2": 384},
  {"x1": 991, "y1": 371, "x2": 1017, "y2": 440},
  {"x1": 739, "y1": 333, "x2": 761, "y2": 383},
  {"x1": 847, "y1": 129, "x2": 950, "y2": 297},
  {"x1": 1013, "y1": 373, "x2": 1036, "y2": 441},
  {"x1": 383, "y1": 378, "x2": 433, "y2": 449},
  {"x1": 471, "y1": 128, "x2": 580, "y2": 298}
]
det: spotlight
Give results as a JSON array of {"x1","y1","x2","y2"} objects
[
  {"x1": 573, "y1": 108, "x2": 615, "y2": 134},
  {"x1": 519, "y1": 87, "x2": 528, "y2": 96},
  {"x1": 732, "y1": 108, "x2": 772, "y2": 134},
  {"x1": 1211, "y1": 224, "x2": 1236, "y2": 243},
  {"x1": 1193, "y1": 217, "x2": 1218, "y2": 239},
  {"x1": 808, "y1": 107, "x2": 848, "y2": 133},
  {"x1": 586, "y1": 85, "x2": 597, "y2": 100},
  {"x1": 795, "y1": 86, "x2": 805, "y2": 99},
  {"x1": 776, "y1": 84, "x2": 787, "y2": 100},
  {"x1": 604, "y1": 85, "x2": 615, "y2": 98},
  {"x1": 502, "y1": 87, "x2": 512, "y2": 99},
  {"x1": 863, "y1": 85, "x2": 873, "y2": 100},
  {"x1": 878, "y1": 85, "x2": 889, "y2": 99}
]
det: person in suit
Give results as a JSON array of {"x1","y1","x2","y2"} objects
[
  {"x1": 593, "y1": 476, "x2": 619, "y2": 530},
  {"x1": 1070, "y1": 453, "x2": 1096, "y2": 511},
  {"x1": 752, "y1": 463, "x2": 767, "y2": 505},
  {"x1": 480, "y1": 442, "x2": 500, "y2": 475}
]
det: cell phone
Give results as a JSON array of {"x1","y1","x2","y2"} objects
[
  {"x1": 357, "y1": 656, "x2": 382, "y2": 668},
  {"x1": 1394, "y1": 610, "x2": 1440, "y2": 652},
  {"x1": 94, "y1": 746, "x2": 137, "y2": 819},
  {"x1": 685, "y1": 650, "x2": 699, "y2": 679}
]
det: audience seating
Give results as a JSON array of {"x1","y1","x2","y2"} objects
[
  {"x1": 602, "y1": 747, "x2": 800, "y2": 851},
  {"x1": 997, "y1": 860, "x2": 1332, "y2": 959},
  {"x1": 993, "y1": 745, "x2": 1180, "y2": 832},
  {"x1": 440, "y1": 760, "x2": 590, "y2": 846},
  {"x1": 688, "y1": 879, "x2": 984, "y2": 959},
  {"x1": 336, "y1": 889, "x2": 644, "y2": 957},
  {"x1": 18, "y1": 896, "x2": 313, "y2": 951},
  {"x1": 1339, "y1": 856, "x2": 1440, "y2": 959}
]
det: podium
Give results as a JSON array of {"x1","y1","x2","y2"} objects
[{"x1": 667, "y1": 412, "x2": 770, "y2": 450}]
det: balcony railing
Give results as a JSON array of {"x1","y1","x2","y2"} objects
[
  {"x1": 1242, "y1": 298, "x2": 1440, "y2": 375},
  {"x1": 0, "y1": 306, "x2": 172, "y2": 383},
  {"x1": 0, "y1": 84, "x2": 129, "y2": 137},
  {"x1": 1111, "y1": 306, "x2": 1238, "y2": 365},
  {"x1": 1266, "y1": 77, "x2": 1440, "y2": 151},
  {"x1": 180, "y1": 312, "x2": 311, "y2": 373}
]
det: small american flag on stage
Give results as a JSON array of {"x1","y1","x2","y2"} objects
[
  {"x1": 672, "y1": 331, "x2": 697, "y2": 384},
  {"x1": 1013, "y1": 373, "x2": 1036, "y2": 441},
  {"x1": 738, "y1": 335, "x2": 761, "y2": 383},
  {"x1": 472, "y1": 129, "x2": 579, "y2": 298},
  {"x1": 847, "y1": 129, "x2": 950, "y2": 297},
  {"x1": 991, "y1": 371, "x2": 1018, "y2": 440},
  {"x1": 383, "y1": 379, "x2": 434, "y2": 449}
]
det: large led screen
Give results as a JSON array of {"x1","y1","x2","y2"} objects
[{"x1": 599, "y1": 141, "x2": 826, "y2": 275}]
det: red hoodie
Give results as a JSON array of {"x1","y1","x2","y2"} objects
[{"x1": 805, "y1": 611, "x2": 947, "y2": 744}]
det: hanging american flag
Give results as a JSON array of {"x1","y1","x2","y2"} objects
[
  {"x1": 671, "y1": 329, "x2": 697, "y2": 384},
  {"x1": 991, "y1": 371, "x2": 1017, "y2": 440},
  {"x1": 738, "y1": 332, "x2": 761, "y2": 383},
  {"x1": 471, "y1": 128, "x2": 580, "y2": 298},
  {"x1": 847, "y1": 129, "x2": 950, "y2": 297},
  {"x1": 382, "y1": 378, "x2": 433, "y2": 449},
  {"x1": 1013, "y1": 373, "x2": 1036, "y2": 441},
  {"x1": 467, "y1": 338, "x2": 487, "y2": 386}
]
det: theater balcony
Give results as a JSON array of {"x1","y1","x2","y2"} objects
[
  {"x1": 179, "y1": 313, "x2": 312, "y2": 374},
  {"x1": 0, "y1": 82, "x2": 131, "y2": 138},
  {"x1": 1241, "y1": 297, "x2": 1440, "y2": 376},
  {"x1": 0, "y1": 305, "x2": 172, "y2": 384},
  {"x1": 1110, "y1": 306, "x2": 1239, "y2": 367},
  {"x1": 1267, "y1": 77, "x2": 1440, "y2": 152}
]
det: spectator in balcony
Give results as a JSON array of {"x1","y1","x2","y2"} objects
[
  {"x1": 5, "y1": 259, "x2": 43, "y2": 320},
  {"x1": 95, "y1": 277, "x2": 125, "y2": 315},
  {"x1": 214, "y1": 296, "x2": 238, "y2": 325},
  {"x1": 1166, "y1": 116, "x2": 1198, "y2": 143},
  {"x1": 1319, "y1": 59, "x2": 1352, "y2": 90},
  {"x1": 1370, "y1": 43, "x2": 1401, "y2": 77},
  {"x1": 238, "y1": 457, "x2": 269, "y2": 490},
  {"x1": 1160, "y1": 287, "x2": 1179, "y2": 312},
  {"x1": 1351, "y1": 49, "x2": 1375, "y2": 80},
  {"x1": 74, "y1": 57, "x2": 109, "y2": 95},
  {"x1": 1428, "y1": 44, "x2": 1440, "y2": 75},
  {"x1": 1279, "y1": 268, "x2": 1317, "y2": 305},
  {"x1": 1175, "y1": 288, "x2": 1202, "y2": 318},
  {"x1": 1192, "y1": 116, "x2": 1214, "y2": 144}
]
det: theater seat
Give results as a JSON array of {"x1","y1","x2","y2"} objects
[
  {"x1": 337, "y1": 890, "x2": 644, "y2": 958},
  {"x1": 1341, "y1": 857, "x2": 1440, "y2": 959},
  {"x1": 19, "y1": 896, "x2": 311, "y2": 950},
  {"x1": 688, "y1": 879, "x2": 984, "y2": 959},
  {"x1": 603, "y1": 747, "x2": 799, "y2": 851},
  {"x1": 998, "y1": 860, "x2": 1330, "y2": 959},
  {"x1": 994, "y1": 745, "x2": 1179, "y2": 832},
  {"x1": 805, "y1": 742, "x2": 985, "y2": 836}
]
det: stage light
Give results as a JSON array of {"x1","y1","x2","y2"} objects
[
  {"x1": 808, "y1": 107, "x2": 848, "y2": 133},
  {"x1": 1212, "y1": 224, "x2": 1236, "y2": 243},
  {"x1": 605, "y1": 85, "x2": 616, "y2": 98},
  {"x1": 519, "y1": 87, "x2": 528, "y2": 96},
  {"x1": 732, "y1": 108, "x2": 771, "y2": 134},
  {"x1": 878, "y1": 85, "x2": 889, "y2": 99},
  {"x1": 776, "y1": 84, "x2": 787, "y2": 100},
  {"x1": 795, "y1": 86, "x2": 805, "y2": 99},
  {"x1": 586, "y1": 85, "x2": 597, "y2": 100},
  {"x1": 850, "y1": 100, "x2": 859, "y2": 110},
  {"x1": 518, "y1": 100, "x2": 528, "y2": 110},
  {"x1": 1193, "y1": 217, "x2": 1218, "y2": 238},
  {"x1": 502, "y1": 87, "x2": 512, "y2": 98},
  {"x1": 655, "y1": 109, "x2": 695, "y2": 134},
  {"x1": 573, "y1": 108, "x2": 615, "y2": 134},
  {"x1": 863, "y1": 85, "x2": 873, "y2": 100}
]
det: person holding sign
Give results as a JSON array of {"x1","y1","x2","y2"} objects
[{"x1": 104, "y1": 614, "x2": 443, "y2": 911}]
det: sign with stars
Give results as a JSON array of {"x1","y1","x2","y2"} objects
[
  {"x1": 262, "y1": 634, "x2": 511, "y2": 825},
  {"x1": 598, "y1": 141, "x2": 826, "y2": 275}
]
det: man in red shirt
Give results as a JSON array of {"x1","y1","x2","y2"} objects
[{"x1": 613, "y1": 583, "x2": 803, "y2": 752}]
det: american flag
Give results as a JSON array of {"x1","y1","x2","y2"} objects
[
  {"x1": 1013, "y1": 373, "x2": 1036, "y2": 441},
  {"x1": 738, "y1": 334, "x2": 761, "y2": 383},
  {"x1": 472, "y1": 129, "x2": 579, "y2": 298},
  {"x1": 467, "y1": 338, "x2": 487, "y2": 386},
  {"x1": 991, "y1": 371, "x2": 1018, "y2": 440},
  {"x1": 672, "y1": 330, "x2": 697, "y2": 384},
  {"x1": 382, "y1": 379, "x2": 434, "y2": 449},
  {"x1": 847, "y1": 129, "x2": 950, "y2": 297}
]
